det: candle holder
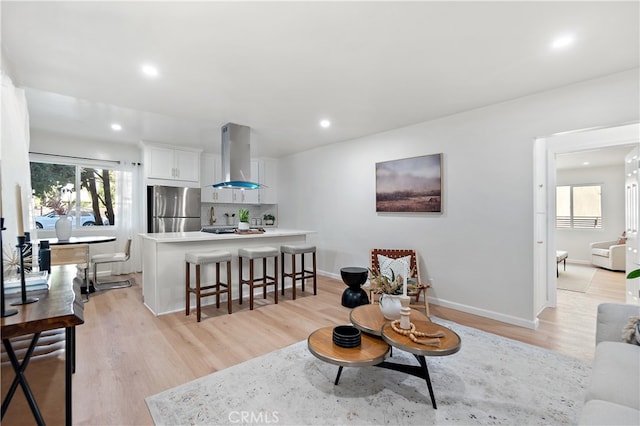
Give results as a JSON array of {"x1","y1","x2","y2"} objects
[
  {"x1": 399, "y1": 294, "x2": 411, "y2": 330},
  {"x1": 10, "y1": 235, "x2": 38, "y2": 306},
  {"x1": 23, "y1": 231, "x2": 33, "y2": 273},
  {"x1": 1, "y1": 217, "x2": 18, "y2": 317}
]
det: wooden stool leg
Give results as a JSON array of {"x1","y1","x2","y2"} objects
[
  {"x1": 226, "y1": 261, "x2": 232, "y2": 314},
  {"x1": 185, "y1": 261, "x2": 191, "y2": 316},
  {"x1": 238, "y1": 257, "x2": 243, "y2": 305},
  {"x1": 292, "y1": 253, "x2": 297, "y2": 300},
  {"x1": 274, "y1": 255, "x2": 278, "y2": 305},
  {"x1": 215, "y1": 262, "x2": 221, "y2": 308},
  {"x1": 312, "y1": 251, "x2": 317, "y2": 295},
  {"x1": 281, "y1": 254, "x2": 285, "y2": 295},
  {"x1": 196, "y1": 265, "x2": 202, "y2": 322},
  {"x1": 301, "y1": 253, "x2": 305, "y2": 293},
  {"x1": 263, "y1": 257, "x2": 267, "y2": 299},
  {"x1": 249, "y1": 259, "x2": 255, "y2": 310}
]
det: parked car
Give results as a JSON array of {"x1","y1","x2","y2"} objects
[{"x1": 34, "y1": 211, "x2": 97, "y2": 229}]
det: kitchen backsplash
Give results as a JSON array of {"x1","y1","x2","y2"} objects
[{"x1": 200, "y1": 204, "x2": 278, "y2": 227}]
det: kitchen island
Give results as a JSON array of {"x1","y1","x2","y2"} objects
[{"x1": 139, "y1": 229, "x2": 315, "y2": 316}]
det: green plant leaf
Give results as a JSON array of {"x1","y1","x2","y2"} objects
[
  {"x1": 238, "y1": 208, "x2": 250, "y2": 222},
  {"x1": 628, "y1": 269, "x2": 640, "y2": 279}
]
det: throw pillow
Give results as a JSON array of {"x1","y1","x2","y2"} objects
[
  {"x1": 622, "y1": 316, "x2": 640, "y2": 345},
  {"x1": 377, "y1": 254, "x2": 411, "y2": 282},
  {"x1": 618, "y1": 231, "x2": 627, "y2": 245}
]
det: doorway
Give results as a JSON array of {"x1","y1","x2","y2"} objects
[{"x1": 533, "y1": 122, "x2": 640, "y2": 316}]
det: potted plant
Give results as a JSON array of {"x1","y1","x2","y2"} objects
[
  {"x1": 263, "y1": 213, "x2": 275, "y2": 226},
  {"x1": 628, "y1": 269, "x2": 640, "y2": 279},
  {"x1": 368, "y1": 268, "x2": 416, "y2": 320},
  {"x1": 238, "y1": 208, "x2": 250, "y2": 231}
]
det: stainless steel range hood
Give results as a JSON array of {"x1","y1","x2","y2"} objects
[{"x1": 212, "y1": 122, "x2": 261, "y2": 189}]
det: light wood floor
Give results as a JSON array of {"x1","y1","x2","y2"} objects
[{"x1": 1, "y1": 265, "x2": 625, "y2": 425}]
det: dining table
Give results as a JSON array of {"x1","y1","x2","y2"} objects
[{"x1": 44, "y1": 235, "x2": 116, "y2": 294}]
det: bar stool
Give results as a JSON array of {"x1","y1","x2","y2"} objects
[
  {"x1": 280, "y1": 244, "x2": 317, "y2": 300},
  {"x1": 238, "y1": 247, "x2": 279, "y2": 310},
  {"x1": 185, "y1": 250, "x2": 232, "y2": 322}
]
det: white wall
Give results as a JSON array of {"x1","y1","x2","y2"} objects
[
  {"x1": 29, "y1": 128, "x2": 142, "y2": 162},
  {"x1": 278, "y1": 69, "x2": 640, "y2": 328},
  {"x1": 556, "y1": 165, "x2": 626, "y2": 262}
]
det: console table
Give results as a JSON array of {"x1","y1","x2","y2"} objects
[{"x1": 1, "y1": 265, "x2": 84, "y2": 425}]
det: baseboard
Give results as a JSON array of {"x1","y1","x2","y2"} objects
[
  {"x1": 319, "y1": 270, "x2": 341, "y2": 281},
  {"x1": 566, "y1": 259, "x2": 591, "y2": 265},
  {"x1": 318, "y1": 270, "x2": 538, "y2": 329},
  {"x1": 425, "y1": 297, "x2": 539, "y2": 330}
]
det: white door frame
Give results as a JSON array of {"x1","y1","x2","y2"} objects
[{"x1": 533, "y1": 122, "x2": 640, "y2": 315}]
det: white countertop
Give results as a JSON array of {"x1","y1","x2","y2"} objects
[{"x1": 138, "y1": 228, "x2": 315, "y2": 243}]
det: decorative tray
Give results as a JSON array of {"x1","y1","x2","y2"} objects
[{"x1": 234, "y1": 229, "x2": 265, "y2": 234}]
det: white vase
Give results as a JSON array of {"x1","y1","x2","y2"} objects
[
  {"x1": 55, "y1": 214, "x2": 72, "y2": 240},
  {"x1": 238, "y1": 221, "x2": 250, "y2": 231},
  {"x1": 379, "y1": 294, "x2": 402, "y2": 320}
]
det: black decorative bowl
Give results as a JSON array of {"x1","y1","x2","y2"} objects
[{"x1": 332, "y1": 325, "x2": 361, "y2": 348}]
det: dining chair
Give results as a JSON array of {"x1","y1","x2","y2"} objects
[
  {"x1": 50, "y1": 243, "x2": 90, "y2": 300},
  {"x1": 91, "y1": 238, "x2": 133, "y2": 290},
  {"x1": 369, "y1": 248, "x2": 430, "y2": 317}
]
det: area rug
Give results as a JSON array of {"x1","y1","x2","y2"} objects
[
  {"x1": 145, "y1": 319, "x2": 590, "y2": 425},
  {"x1": 557, "y1": 264, "x2": 595, "y2": 293}
]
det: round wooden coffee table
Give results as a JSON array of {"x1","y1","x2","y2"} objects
[
  {"x1": 349, "y1": 303, "x2": 429, "y2": 336},
  {"x1": 307, "y1": 326, "x2": 390, "y2": 385},
  {"x1": 380, "y1": 319, "x2": 461, "y2": 409},
  {"x1": 381, "y1": 319, "x2": 461, "y2": 357},
  {"x1": 307, "y1": 306, "x2": 460, "y2": 409}
]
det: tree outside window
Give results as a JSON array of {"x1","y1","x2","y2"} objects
[{"x1": 30, "y1": 162, "x2": 117, "y2": 229}]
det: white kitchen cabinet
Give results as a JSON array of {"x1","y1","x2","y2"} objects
[
  {"x1": 146, "y1": 144, "x2": 200, "y2": 182},
  {"x1": 200, "y1": 153, "x2": 216, "y2": 201},
  {"x1": 174, "y1": 150, "x2": 200, "y2": 181},
  {"x1": 200, "y1": 153, "x2": 232, "y2": 202},
  {"x1": 200, "y1": 155, "x2": 276, "y2": 205},
  {"x1": 238, "y1": 160, "x2": 261, "y2": 204}
]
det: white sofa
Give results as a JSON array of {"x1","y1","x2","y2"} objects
[
  {"x1": 590, "y1": 240, "x2": 626, "y2": 271},
  {"x1": 579, "y1": 303, "x2": 640, "y2": 425}
]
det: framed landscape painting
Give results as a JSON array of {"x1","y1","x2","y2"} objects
[{"x1": 376, "y1": 153, "x2": 442, "y2": 213}]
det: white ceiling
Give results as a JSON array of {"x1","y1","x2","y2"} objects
[
  {"x1": 556, "y1": 144, "x2": 636, "y2": 171},
  {"x1": 2, "y1": 1, "x2": 638, "y2": 158}
]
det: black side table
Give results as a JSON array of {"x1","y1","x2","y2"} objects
[{"x1": 340, "y1": 266, "x2": 370, "y2": 308}]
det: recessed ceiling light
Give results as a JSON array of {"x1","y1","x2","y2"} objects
[
  {"x1": 582, "y1": 161, "x2": 590, "y2": 166},
  {"x1": 320, "y1": 119, "x2": 331, "y2": 128},
  {"x1": 111, "y1": 123, "x2": 122, "y2": 131},
  {"x1": 141, "y1": 64, "x2": 159, "y2": 77},
  {"x1": 551, "y1": 34, "x2": 575, "y2": 50}
]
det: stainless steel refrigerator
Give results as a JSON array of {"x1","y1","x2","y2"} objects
[{"x1": 147, "y1": 185, "x2": 201, "y2": 233}]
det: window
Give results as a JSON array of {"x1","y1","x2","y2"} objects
[
  {"x1": 30, "y1": 158, "x2": 117, "y2": 229},
  {"x1": 556, "y1": 184, "x2": 602, "y2": 229}
]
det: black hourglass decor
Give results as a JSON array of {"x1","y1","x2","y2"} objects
[
  {"x1": 340, "y1": 266, "x2": 370, "y2": 308},
  {"x1": 1, "y1": 217, "x2": 18, "y2": 317},
  {"x1": 10, "y1": 234, "x2": 38, "y2": 306}
]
